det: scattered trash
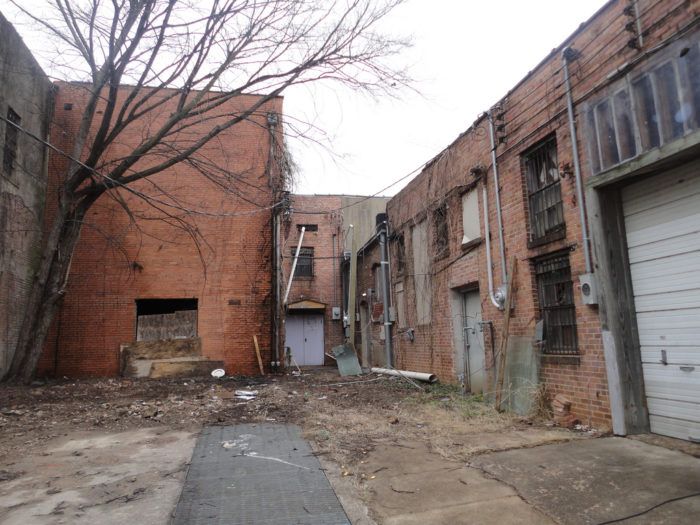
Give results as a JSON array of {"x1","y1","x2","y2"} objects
[
  {"x1": 234, "y1": 390, "x2": 258, "y2": 401},
  {"x1": 211, "y1": 369, "x2": 225, "y2": 378},
  {"x1": 317, "y1": 396, "x2": 328, "y2": 400}
]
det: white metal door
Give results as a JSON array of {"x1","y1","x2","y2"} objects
[
  {"x1": 284, "y1": 314, "x2": 325, "y2": 366},
  {"x1": 622, "y1": 161, "x2": 700, "y2": 441},
  {"x1": 303, "y1": 314, "x2": 325, "y2": 366},
  {"x1": 285, "y1": 316, "x2": 305, "y2": 365},
  {"x1": 462, "y1": 290, "x2": 485, "y2": 394}
]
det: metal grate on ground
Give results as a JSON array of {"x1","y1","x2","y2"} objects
[{"x1": 172, "y1": 424, "x2": 350, "y2": 525}]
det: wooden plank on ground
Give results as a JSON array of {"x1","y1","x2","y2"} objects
[
  {"x1": 495, "y1": 256, "x2": 518, "y2": 412},
  {"x1": 253, "y1": 335, "x2": 265, "y2": 375}
]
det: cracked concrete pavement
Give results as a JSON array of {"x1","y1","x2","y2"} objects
[{"x1": 0, "y1": 428, "x2": 195, "y2": 524}]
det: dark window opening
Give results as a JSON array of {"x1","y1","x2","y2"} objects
[
  {"x1": 433, "y1": 204, "x2": 449, "y2": 257},
  {"x1": 297, "y1": 224, "x2": 318, "y2": 232},
  {"x1": 135, "y1": 298, "x2": 198, "y2": 341},
  {"x1": 535, "y1": 254, "x2": 578, "y2": 355},
  {"x1": 3, "y1": 107, "x2": 20, "y2": 176},
  {"x1": 394, "y1": 234, "x2": 406, "y2": 275},
  {"x1": 294, "y1": 247, "x2": 314, "y2": 277},
  {"x1": 522, "y1": 136, "x2": 565, "y2": 245}
]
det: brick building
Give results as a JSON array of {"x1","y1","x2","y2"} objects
[
  {"x1": 281, "y1": 194, "x2": 388, "y2": 367},
  {"x1": 0, "y1": 13, "x2": 54, "y2": 377},
  {"x1": 37, "y1": 82, "x2": 285, "y2": 377},
  {"x1": 381, "y1": 0, "x2": 700, "y2": 440}
]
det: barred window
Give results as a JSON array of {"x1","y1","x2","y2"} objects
[
  {"x1": 523, "y1": 136, "x2": 565, "y2": 245},
  {"x1": 535, "y1": 253, "x2": 578, "y2": 355},
  {"x1": 293, "y1": 247, "x2": 314, "y2": 277},
  {"x1": 3, "y1": 107, "x2": 20, "y2": 176}
]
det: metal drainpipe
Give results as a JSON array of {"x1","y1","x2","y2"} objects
[
  {"x1": 378, "y1": 216, "x2": 393, "y2": 367},
  {"x1": 487, "y1": 113, "x2": 508, "y2": 286},
  {"x1": 562, "y1": 47, "x2": 593, "y2": 275},
  {"x1": 273, "y1": 212, "x2": 281, "y2": 368},
  {"x1": 483, "y1": 184, "x2": 503, "y2": 309}
]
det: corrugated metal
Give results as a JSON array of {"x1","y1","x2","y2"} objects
[{"x1": 623, "y1": 161, "x2": 700, "y2": 441}]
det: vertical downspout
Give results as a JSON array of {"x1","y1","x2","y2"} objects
[
  {"x1": 273, "y1": 212, "x2": 281, "y2": 368},
  {"x1": 562, "y1": 47, "x2": 593, "y2": 275},
  {"x1": 487, "y1": 114, "x2": 508, "y2": 286},
  {"x1": 483, "y1": 184, "x2": 502, "y2": 309},
  {"x1": 378, "y1": 215, "x2": 393, "y2": 367}
]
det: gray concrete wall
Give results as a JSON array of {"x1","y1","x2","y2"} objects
[
  {"x1": 0, "y1": 12, "x2": 53, "y2": 376},
  {"x1": 340, "y1": 196, "x2": 389, "y2": 250}
]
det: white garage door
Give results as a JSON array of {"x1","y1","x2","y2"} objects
[
  {"x1": 622, "y1": 161, "x2": 700, "y2": 441},
  {"x1": 284, "y1": 314, "x2": 325, "y2": 366}
]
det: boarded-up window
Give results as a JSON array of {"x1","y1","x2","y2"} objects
[
  {"x1": 461, "y1": 190, "x2": 480, "y2": 245},
  {"x1": 534, "y1": 254, "x2": 578, "y2": 355},
  {"x1": 136, "y1": 298, "x2": 198, "y2": 341},
  {"x1": 411, "y1": 220, "x2": 431, "y2": 325},
  {"x1": 394, "y1": 281, "x2": 407, "y2": 328}
]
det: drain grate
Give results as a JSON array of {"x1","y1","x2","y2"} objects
[{"x1": 172, "y1": 424, "x2": 350, "y2": 524}]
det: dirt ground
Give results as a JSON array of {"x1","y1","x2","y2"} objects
[{"x1": 0, "y1": 369, "x2": 589, "y2": 523}]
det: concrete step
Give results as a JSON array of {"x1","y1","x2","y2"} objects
[{"x1": 149, "y1": 358, "x2": 225, "y2": 379}]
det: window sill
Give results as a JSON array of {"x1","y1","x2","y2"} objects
[
  {"x1": 528, "y1": 228, "x2": 566, "y2": 249},
  {"x1": 461, "y1": 236, "x2": 482, "y2": 252},
  {"x1": 540, "y1": 353, "x2": 581, "y2": 365},
  {"x1": 295, "y1": 276, "x2": 314, "y2": 281}
]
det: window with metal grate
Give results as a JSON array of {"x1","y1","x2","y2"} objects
[
  {"x1": 294, "y1": 247, "x2": 314, "y2": 277},
  {"x1": 534, "y1": 253, "x2": 578, "y2": 355},
  {"x1": 522, "y1": 136, "x2": 565, "y2": 246}
]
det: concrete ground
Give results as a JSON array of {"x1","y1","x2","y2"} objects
[
  {"x1": 0, "y1": 428, "x2": 195, "y2": 524},
  {"x1": 469, "y1": 437, "x2": 700, "y2": 524}
]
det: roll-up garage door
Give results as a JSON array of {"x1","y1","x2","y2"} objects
[{"x1": 622, "y1": 161, "x2": 700, "y2": 441}]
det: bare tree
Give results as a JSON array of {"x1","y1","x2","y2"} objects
[{"x1": 3, "y1": 0, "x2": 409, "y2": 383}]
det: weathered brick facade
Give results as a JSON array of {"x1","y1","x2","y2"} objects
[
  {"x1": 37, "y1": 82, "x2": 283, "y2": 377},
  {"x1": 0, "y1": 13, "x2": 54, "y2": 377},
  {"x1": 385, "y1": 0, "x2": 700, "y2": 431},
  {"x1": 282, "y1": 195, "x2": 345, "y2": 362}
]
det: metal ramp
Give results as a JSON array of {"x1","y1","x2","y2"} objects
[{"x1": 172, "y1": 424, "x2": 350, "y2": 524}]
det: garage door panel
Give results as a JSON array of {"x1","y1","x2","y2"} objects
[
  {"x1": 633, "y1": 290, "x2": 700, "y2": 311},
  {"x1": 642, "y1": 364, "x2": 700, "y2": 404},
  {"x1": 642, "y1": 347, "x2": 700, "y2": 365},
  {"x1": 646, "y1": 397, "x2": 700, "y2": 423},
  {"x1": 623, "y1": 167, "x2": 700, "y2": 215},
  {"x1": 649, "y1": 414, "x2": 700, "y2": 441},
  {"x1": 625, "y1": 203, "x2": 700, "y2": 249},
  {"x1": 623, "y1": 163, "x2": 700, "y2": 441},
  {"x1": 628, "y1": 253, "x2": 700, "y2": 293},
  {"x1": 627, "y1": 232, "x2": 700, "y2": 264}
]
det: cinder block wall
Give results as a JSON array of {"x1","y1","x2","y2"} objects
[
  {"x1": 385, "y1": 0, "x2": 699, "y2": 430},
  {"x1": 38, "y1": 82, "x2": 283, "y2": 377}
]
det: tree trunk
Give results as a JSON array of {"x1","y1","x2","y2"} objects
[{"x1": 4, "y1": 196, "x2": 93, "y2": 384}]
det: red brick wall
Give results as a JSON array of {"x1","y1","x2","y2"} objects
[
  {"x1": 282, "y1": 195, "x2": 345, "y2": 362},
  {"x1": 385, "y1": 0, "x2": 700, "y2": 430},
  {"x1": 38, "y1": 82, "x2": 283, "y2": 377}
]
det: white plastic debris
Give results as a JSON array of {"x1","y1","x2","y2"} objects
[
  {"x1": 234, "y1": 389, "x2": 258, "y2": 400},
  {"x1": 211, "y1": 368, "x2": 225, "y2": 378}
]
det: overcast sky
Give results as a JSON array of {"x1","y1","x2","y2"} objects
[
  {"x1": 8, "y1": 0, "x2": 609, "y2": 197},
  {"x1": 287, "y1": 0, "x2": 608, "y2": 196}
]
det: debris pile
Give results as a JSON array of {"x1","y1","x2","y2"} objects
[{"x1": 551, "y1": 394, "x2": 578, "y2": 429}]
